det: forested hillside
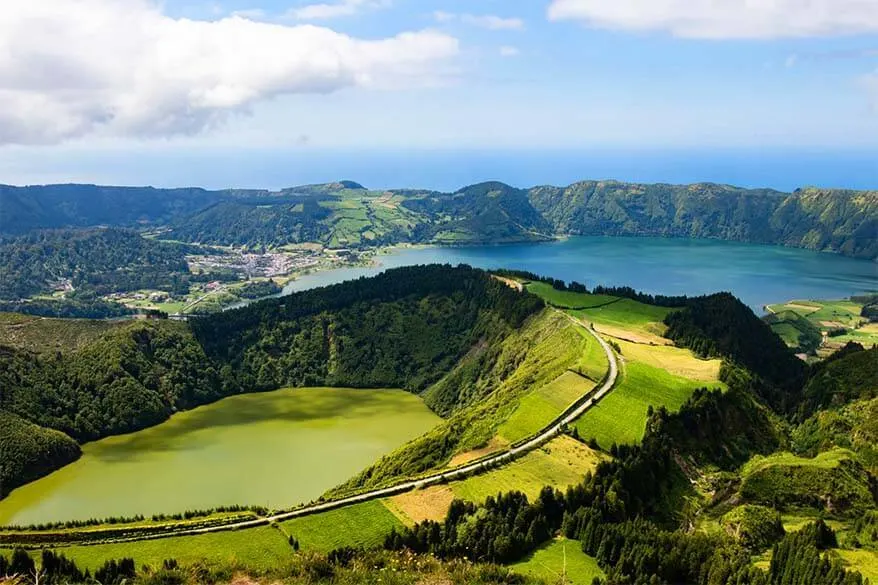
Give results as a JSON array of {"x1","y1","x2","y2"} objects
[
  {"x1": 528, "y1": 181, "x2": 878, "y2": 259},
  {"x1": 0, "y1": 265, "x2": 542, "y2": 495},
  {"x1": 0, "y1": 229, "x2": 210, "y2": 300},
  {"x1": 2, "y1": 180, "x2": 875, "y2": 259}
]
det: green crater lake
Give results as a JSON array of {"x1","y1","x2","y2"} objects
[{"x1": 0, "y1": 388, "x2": 440, "y2": 525}]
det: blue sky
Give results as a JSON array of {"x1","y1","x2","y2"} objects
[{"x1": 1, "y1": 0, "x2": 877, "y2": 189}]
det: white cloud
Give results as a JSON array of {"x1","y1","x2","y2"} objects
[
  {"x1": 547, "y1": 0, "x2": 878, "y2": 39},
  {"x1": 0, "y1": 0, "x2": 458, "y2": 145},
  {"x1": 286, "y1": 0, "x2": 390, "y2": 20},
  {"x1": 499, "y1": 46, "x2": 520, "y2": 57},
  {"x1": 433, "y1": 12, "x2": 525, "y2": 30}
]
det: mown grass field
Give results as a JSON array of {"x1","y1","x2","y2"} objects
[
  {"x1": 388, "y1": 437, "x2": 605, "y2": 524},
  {"x1": 525, "y1": 282, "x2": 618, "y2": 309},
  {"x1": 498, "y1": 371, "x2": 595, "y2": 442},
  {"x1": 452, "y1": 437, "x2": 604, "y2": 504},
  {"x1": 525, "y1": 283, "x2": 674, "y2": 341},
  {"x1": 573, "y1": 360, "x2": 714, "y2": 449},
  {"x1": 615, "y1": 339, "x2": 722, "y2": 380},
  {"x1": 509, "y1": 538, "x2": 605, "y2": 585},
  {"x1": 281, "y1": 500, "x2": 404, "y2": 553},
  {"x1": 31, "y1": 527, "x2": 293, "y2": 571}
]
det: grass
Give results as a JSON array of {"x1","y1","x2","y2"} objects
[
  {"x1": 509, "y1": 538, "x2": 604, "y2": 585},
  {"x1": 740, "y1": 449, "x2": 853, "y2": 477},
  {"x1": 765, "y1": 298, "x2": 878, "y2": 352},
  {"x1": 615, "y1": 339, "x2": 722, "y2": 380},
  {"x1": 525, "y1": 282, "x2": 619, "y2": 309},
  {"x1": 280, "y1": 500, "x2": 403, "y2": 553},
  {"x1": 387, "y1": 437, "x2": 605, "y2": 524},
  {"x1": 30, "y1": 526, "x2": 293, "y2": 571},
  {"x1": 525, "y1": 283, "x2": 673, "y2": 340},
  {"x1": 451, "y1": 436, "x2": 604, "y2": 504},
  {"x1": 499, "y1": 371, "x2": 595, "y2": 443},
  {"x1": 573, "y1": 360, "x2": 714, "y2": 449},
  {"x1": 0, "y1": 313, "x2": 118, "y2": 355},
  {"x1": 837, "y1": 549, "x2": 878, "y2": 582}
]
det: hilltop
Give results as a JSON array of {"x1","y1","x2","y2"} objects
[{"x1": 2, "y1": 180, "x2": 875, "y2": 259}]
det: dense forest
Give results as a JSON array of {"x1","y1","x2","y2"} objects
[
  {"x1": 2, "y1": 180, "x2": 875, "y2": 259},
  {"x1": 0, "y1": 229, "x2": 222, "y2": 301},
  {"x1": 0, "y1": 265, "x2": 541, "y2": 495}
]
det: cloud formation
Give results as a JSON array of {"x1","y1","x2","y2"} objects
[
  {"x1": 287, "y1": 0, "x2": 389, "y2": 21},
  {"x1": 499, "y1": 46, "x2": 521, "y2": 57},
  {"x1": 433, "y1": 12, "x2": 524, "y2": 31},
  {"x1": 547, "y1": 0, "x2": 878, "y2": 39},
  {"x1": 0, "y1": 0, "x2": 457, "y2": 145}
]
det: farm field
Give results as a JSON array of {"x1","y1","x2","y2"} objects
[
  {"x1": 389, "y1": 436, "x2": 605, "y2": 524},
  {"x1": 509, "y1": 538, "x2": 605, "y2": 585},
  {"x1": 281, "y1": 500, "x2": 404, "y2": 553},
  {"x1": 765, "y1": 298, "x2": 878, "y2": 352},
  {"x1": 6, "y1": 526, "x2": 293, "y2": 571},
  {"x1": 0, "y1": 388, "x2": 440, "y2": 526},
  {"x1": 498, "y1": 371, "x2": 596, "y2": 442},
  {"x1": 573, "y1": 360, "x2": 718, "y2": 449}
]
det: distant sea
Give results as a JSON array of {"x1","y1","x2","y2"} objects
[{"x1": 18, "y1": 147, "x2": 878, "y2": 192}]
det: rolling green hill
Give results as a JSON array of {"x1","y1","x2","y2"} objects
[{"x1": 2, "y1": 180, "x2": 875, "y2": 259}]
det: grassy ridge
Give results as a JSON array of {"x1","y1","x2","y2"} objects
[{"x1": 740, "y1": 449, "x2": 875, "y2": 517}]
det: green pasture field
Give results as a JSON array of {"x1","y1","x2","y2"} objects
[
  {"x1": 2, "y1": 526, "x2": 293, "y2": 571},
  {"x1": 451, "y1": 436, "x2": 605, "y2": 503},
  {"x1": 524, "y1": 282, "x2": 619, "y2": 309},
  {"x1": 281, "y1": 500, "x2": 403, "y2": 552},
  {"x1": 498, "y1": 371, "x2": 596, "y2": 443},
  {"x1": 509, "y1": 538, "x2": 605, "y2": 585},
  {"x1": 573, "y1": 360, "x2": 715, "y2": 449}
]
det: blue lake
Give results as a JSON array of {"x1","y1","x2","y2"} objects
[{"x1": 284, "y1": 237, "x2": 877, "y2": 312}]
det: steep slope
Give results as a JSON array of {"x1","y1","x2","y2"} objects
[
  {"x1": 528, "y1": 181, "x2": 878, "y2": 259},
  {"x1": 0, "y1": 265, "x2": 544, "y2": 496},
  {"x1": 401, "y1": 182, "x2": 553, "y2": 243},
  {"x1": 2, "y1": 180, "x2": 876, "y2": 258},
  {"x1": 0, "y1": 411, "x2": 81, "y2": 497}
]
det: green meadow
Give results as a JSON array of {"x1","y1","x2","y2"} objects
[
  {"x1": 573, "y1": 360, "x2": 717, "y2": 449},
  {"x1": 281, "y1": 500, "x2": 403, "y2": 552},
  {"x1": 524, "y1": 281, "x2": 673, "y2": 338},
  {"x1": 0, "y1": 388, "x2": 440, "y2": 526},
  {"x1": 26, "y1": 527, "x2": 293, "y2": 572},
  {"x1": 509, "y1": 538, "x2": 604, "y2": 585},
  {"x1": 499, "y1": 371, "x2": 596, "y2": 442}
]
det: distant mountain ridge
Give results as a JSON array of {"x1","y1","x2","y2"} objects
[{"x1": 1, "y1": 179, "x2": 875, "y2": 259}]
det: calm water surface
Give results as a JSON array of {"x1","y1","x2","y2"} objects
[
  {"x1": 0, "y1": 388, "x2": 439, "y2": 525},
  {"x1": 285, "y1": 237, "x2": 877, "y2": 311}
]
